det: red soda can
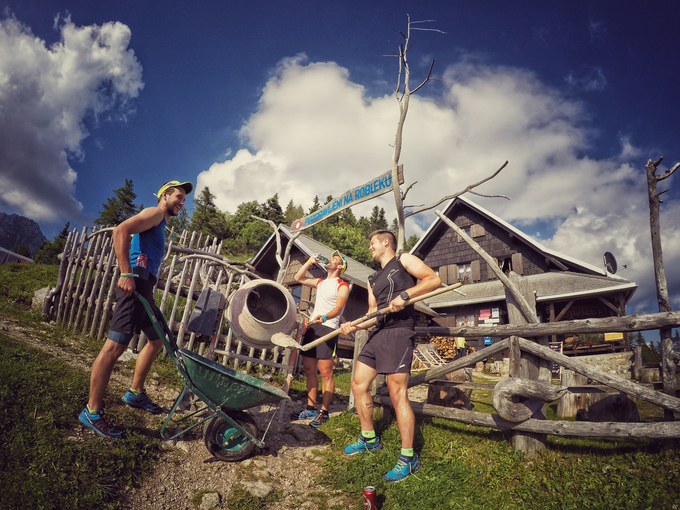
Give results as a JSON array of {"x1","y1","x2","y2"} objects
[
  {"x1": 136, "y1": 253, "x2": 148, "y2": 269},
  {"x1": 363, "y1": 486, "x2": 377, "y2": 509}
]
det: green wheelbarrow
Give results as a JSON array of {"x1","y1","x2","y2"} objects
[{"x1": 135, "y1": 292, "x2": 290, "y2": 462}]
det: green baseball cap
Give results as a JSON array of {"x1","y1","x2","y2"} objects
[{"x1": 332, "y1": 250, "x2": 347, "y2": 275}]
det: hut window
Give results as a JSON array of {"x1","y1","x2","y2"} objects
[
  {"x1": 458, "y1": 263, "x2": 472, "y2": 282},
  {"x1": 291, "y1": 286, "x2": 302, "y2": 305},
  {"x1": 498, "y1": 257, "x2": 512, "y2": 274}
]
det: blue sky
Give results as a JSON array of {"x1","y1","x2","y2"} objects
[{"x1": 1, "y1": 1, "x2": 679, "y2": 331}]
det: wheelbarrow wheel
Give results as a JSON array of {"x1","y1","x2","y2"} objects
[{"x1": 203, "y1": 411, "x2": 258, "y2": 462}]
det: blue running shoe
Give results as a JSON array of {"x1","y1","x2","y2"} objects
[
  {"x1": 383, "y1": 453, "x2": 422, "y2": 482},
  {"x1": 123, "y1": 389, "x2": 162, "y2": 414},
  {"x1": 291, "y1": 408, "x2": 318, "y2": 420},
  {"x1": 309, "y1": 411, "x2": 329, "y2": 428},
  {"x1": 343, "y1": 436, "x2": 383, "y2": 455},
  {"x1": 79, "y1": 408, "x2": 123, "y2": 439}
]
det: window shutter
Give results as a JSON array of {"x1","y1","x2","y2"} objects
[
  {"x1": 470, "y1": 224, "x2": 486, "y2": 237},
  {"x1": 450, "y1": 264, "x2": 459, "y2": 282},
  {"x1": 301, "y1": 286, "x2": 312, "y2": 311},
  {"x1": 439, "y1": 265, "x2": 449, "y2": 285},
  {"x1": 471, "y1": 260, "x2": 481, "y2": 281},
  {"x1": 489, "y1": 258, "x2": 499, "y2": 280},
  {"x1": 512, "y1": 253, "x2": 524, "y2": 275}
]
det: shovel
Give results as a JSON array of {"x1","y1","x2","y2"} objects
[{"x1": 271, "y1": 283, "x2": 462, "y2": 351}]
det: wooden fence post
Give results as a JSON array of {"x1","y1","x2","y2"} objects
[
  {"x1": 348, "y1": 329, "x2": 370, "y2": 411},
  {"x1": 506, "y1": 272, "x2": 548, "y2": 456},
  {"x1": 557, "y1": 370, "x2": 588, "y2": 418}
]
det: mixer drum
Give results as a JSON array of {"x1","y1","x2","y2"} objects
[{"x1": 226, "y1": 279, "x2": 297, "y2": 349}]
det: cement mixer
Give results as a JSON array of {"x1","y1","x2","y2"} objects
[{"x1": 226, "y1": 279, "x2": 297, "y2": 350}]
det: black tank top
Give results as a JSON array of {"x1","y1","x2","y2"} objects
[{"x1": 368, "y1": 255, "x2": 416, "y2": 330}]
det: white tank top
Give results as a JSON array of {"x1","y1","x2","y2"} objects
[{"x1": 311, "y1": 277, "x2": 349, "y2": 329}]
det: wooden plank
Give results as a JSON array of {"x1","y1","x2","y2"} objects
[
  {"x1": 74, "y1": 233, "x2": 102, "y2": 331},
  {"x1": 69, "y1": 228, "x2": 95, "y2": 328},
  {"x1": 412, "y1": 350, "x2": 432, "y2": 368},
  {"x1": 426, "y1": 349, "x2": 446, "y2": 365},
  {"x1": 82, "y1": 237, "x2": 110, "y2": 333},
  {"x1": 408, "y1": 339, "x2": 510, "y2": 387}
]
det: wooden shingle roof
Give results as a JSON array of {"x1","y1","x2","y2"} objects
[{"x1": 425, "y1": 271, "x2": 637, "y2": 309}]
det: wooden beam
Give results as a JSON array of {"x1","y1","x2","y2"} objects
[
  {"x1": 407, "y1": 339, "x2": 510, "y2": 388},
  {"x1": 414, "y1": 310, "x2": 680, "y2": 338},
  {"x1": 375, "y1": 396, "x2": 680, "y2": 439},
  {"x1": 597, "y1": 296, "x2": 623, "y2": 316},
  {"x1": 554, "y1": 299, "x2": 575, "y2": 322}
]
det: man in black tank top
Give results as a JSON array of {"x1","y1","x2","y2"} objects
[{"x1": 339, "y1": 230, "x2": 441, "y2": 482}]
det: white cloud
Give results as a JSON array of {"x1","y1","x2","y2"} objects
[
  {"x1": 198, "y1": 55, "x2": 679, "y2": 315},
  {"x1": 0, "y1": 14, "x2": 143, "y2": 223}
]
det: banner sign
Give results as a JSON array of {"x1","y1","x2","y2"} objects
[{"x1": 291, "y1": 166, "x2": 404, "y2": 231}]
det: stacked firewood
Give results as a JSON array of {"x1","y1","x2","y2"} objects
[{"x1": 431, "y1": 336, "x2": 458, "y2": 359}]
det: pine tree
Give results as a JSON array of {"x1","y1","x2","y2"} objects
[
  {"x1": 308, "y1": 196, "x2": 321, "y2": 214},
  {"x1": 11, "y1": 244, "x2": 30, "y2": 257},
  {"x1": 94, "y1": 179, "x2": 140, "y2": 226},
  {"x1": 34, "y1": 223, "x2": 70, "y2": 265},
  {"x1": 631, "y1": 331, "x2": 661, "y2": 363},
  {"x1": 260, "y1": 193, "x2": 285, "y2": 225},
  {"x1": 190, "y1": 186, "x2": 229, "y2": 239},
  {"x1": 166, "y1": 207, "x2": 190, "y2": 234},
  {"x1": 284, "y1": 200, "x2": 304, "y2": 225}
]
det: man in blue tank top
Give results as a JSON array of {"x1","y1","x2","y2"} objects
[
  {"x1": 340, "y1": 230, "x2": 440, "y2": 482},
  {"x1": 79, "y1": 180, "x2": 192, "y2": 439}
]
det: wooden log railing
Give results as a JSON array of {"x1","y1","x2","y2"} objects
[
  {"x1": 375, "y1": 395, "x2": 680, "y2": 439},
  {"x1": 415, "y1": 310, "x2": 680, "y2": 338}
]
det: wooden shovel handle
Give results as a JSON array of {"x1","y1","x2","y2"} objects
[{"x1": 300, "y1": 283, "x2": 461, "y2": 352}]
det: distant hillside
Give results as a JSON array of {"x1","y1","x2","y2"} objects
[{"x1": 0, "y1": 212, "x2": 48, "y2": 257}]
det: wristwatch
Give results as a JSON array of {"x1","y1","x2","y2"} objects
[{"x1": 400, "y1": 291, "x2": 410, "y2": 301}]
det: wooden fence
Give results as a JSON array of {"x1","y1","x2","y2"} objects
[
  {"x1": 42, "y1": 225, "x2": 680, "y2": 451},
  {"x1": 42, "y1": 226, "x2": 294, "y2": 375}
]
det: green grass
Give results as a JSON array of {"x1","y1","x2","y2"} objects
[
  {"x1": 316, "y1": 411, "x2": 680, "y2": 509},
  {"x1": 2, "y1": 262, "x2": 680, "y2": 509},
  {"x1": 0, "y1": 333, "x2": 161, "y2": 510},
  {"x1": 0, "y1": 262, "x2": 59, "y2": 324}
]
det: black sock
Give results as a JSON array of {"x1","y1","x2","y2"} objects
[{"x1": 306, "y1": 405, "x2": 316, "y2": 411}]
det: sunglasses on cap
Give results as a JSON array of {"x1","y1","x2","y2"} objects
[{"x1": 331, "y1": 250, "x2": 347, "y2": 275}]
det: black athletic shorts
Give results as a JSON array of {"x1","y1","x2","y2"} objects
[
  {"x1": 357, "y1": 327, "x2": 415, "y2": 374},
  {"x1": 109, "y1": 267, "x2": 161, "y2": 345},
  {"x1": 300, "y1": 324, "x2": 337, "y2": 360}
]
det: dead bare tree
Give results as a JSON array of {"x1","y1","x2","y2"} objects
[
  {"x1": 645, "y1": 156, "x2": 680, "y2": 422},
  {"x1": 387, "y1": 16, "x2": 508, "y2": 252},
  {"x1": 387, "y1": 16, "x2": 442, "y2": 251},
  {"x1": 252, "y1": 216, "x2": 302, "y2": 283}
]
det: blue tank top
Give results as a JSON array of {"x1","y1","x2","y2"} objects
[{"x1": 129, "y1": 218, "x2": 166, "y2": 276}]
